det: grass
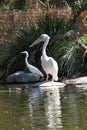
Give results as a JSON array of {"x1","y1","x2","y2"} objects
[{"x1": 0, "y1": 15, "x2": 87, "y2": 79}]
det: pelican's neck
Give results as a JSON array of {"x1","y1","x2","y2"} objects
[{"x1": 42, "y1": 38, "x2": 49, "y2": 57}]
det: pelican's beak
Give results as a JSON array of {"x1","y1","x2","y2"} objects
[{"x1": 30, "y1": 37, "x2": 42, "y2": 48}]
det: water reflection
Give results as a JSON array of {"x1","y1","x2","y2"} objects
[
  {"x1": 61, "y1": 85, "x2": 87, "y2": 129},
  {"x1": 43, "y1": 87, "x2": 62, "y2": 129},
  {"x1": 28, "y1": 85, "x2": 62, "y2": 130},
  {"x1": 0, "y1": 84, "x2": 29, "y2": 130},
  {"x1": 61, "y1": 86, "x2": 79, "y2": 128},
  {"x1": 28, "y1": 87, "x2": 45, "y2": 130},
  {"x1": 1, "y1": 83, "x2": 87, "y2": 130},
  {"x1": 8, "y1": 84, "x2": 28, "y2": 94},
  {"x1": 75, "y1": 84, "x2": 87, "y2": 90}
]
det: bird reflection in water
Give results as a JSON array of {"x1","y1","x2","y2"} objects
[
  {"x1": 8, "y1": 84, "x2": 28, "y2": 94},
  {"x1": 43, "y1": 87, "x2": 62, "y2": 129},
  {"x1": 28, "y1": 86, "x2": 62, "y2": 129}
]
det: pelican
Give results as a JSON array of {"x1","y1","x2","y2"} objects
[
  {"x1": 21, "y1": 51, "x2": 44, "y2": 77},
  {"x1": 30, "y1": 34, "x2": 58, "y2": 81}
]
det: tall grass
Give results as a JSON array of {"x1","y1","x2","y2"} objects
[
  {"x1": 0, "y1": 25, "x2": 41, "y2": 76},
  {"x1": 48, "y1": 35, "x2": 87, "y2": 78},
  {"x1": 0, "y1": 15, "x2": 87, "y2": 79}
]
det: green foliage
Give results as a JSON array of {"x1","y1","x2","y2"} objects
[
  {"x1": 81, "y1": 35, "x2": 87, "y2": 46},
  {"x1": 12, "y1": 0, "x2": 26, "y2": 10},
  {"x1": 0, "y1": 25, "x2": 41, "y2": 75},
  {"x1": 38, "y1": 15, "x2": 74, "y2": 37},
  {"x1": 0, "y1": 0, "x2": 26, "y2": 11},
  {"x1": 48, "y1": 35, "x2": 87, "y2": 78},
  {"x1": 1, "y1": 15, "x2": 87, "y2": 78},
  {"x1": 38, "y1": 15, "x2": 87, "y2": 78},
  {"x1": 67, "y1": 0, "x2": 87, "y2": 9}
]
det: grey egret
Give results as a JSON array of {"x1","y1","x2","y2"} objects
[
  {"x1": 30, "y1": 34, "x2": 58, "y2": 81},
  {"x1": 21, "y1": 51, "x2": 44, "y2": 77}
]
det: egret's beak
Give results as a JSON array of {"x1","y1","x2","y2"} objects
[
  {"x1": 21, "y1": 51, "x2": 24, "y2": 54},
  {"x1": 30, "y1": 37, "x2": 42, "y2": 48}
]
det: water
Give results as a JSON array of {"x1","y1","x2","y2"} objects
[{"x1": 0, "y1": 83, "x2": 87, "y2": 130}]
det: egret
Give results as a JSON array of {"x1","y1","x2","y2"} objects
[
  {"x1": 30, "y1": 34, "x2": 58, "y2": 81},
  {"x1": 21, "y1": 51, "x2": 44, "y2": 77}
]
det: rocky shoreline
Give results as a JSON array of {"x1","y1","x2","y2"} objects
[{"x1": 0, "y1": 73, "x2": 87, "y2": 86}]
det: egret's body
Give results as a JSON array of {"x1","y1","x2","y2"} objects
[
  {"x1": 21, "y1": 51, "x2": 44, "y2": 77},
  {"x1": 30, "y1": 34, "x2": 58, "y2": 81}
]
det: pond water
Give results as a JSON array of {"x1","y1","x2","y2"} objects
[{"x1": 0, "y1": 83, "x2": 87, "y2": 130}]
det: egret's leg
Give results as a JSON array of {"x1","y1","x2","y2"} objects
[{"x1": 46, "y1": 74, "x2": 48, "y2": 82}]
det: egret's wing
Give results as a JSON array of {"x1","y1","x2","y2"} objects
[{"x1": 29, "y1": 64, "x2": 44, "y2": 77}]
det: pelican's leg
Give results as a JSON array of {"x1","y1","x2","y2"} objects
[{"x1": 51, "y1": 72, "x2": 54, "y2": 82}]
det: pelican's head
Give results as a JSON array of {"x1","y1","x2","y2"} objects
[
  {"x1": 40, "y1": 34, "x2": 50, "y2": 41},
  {"x1": 30, "y1": 34, "x2": 50, "y2": 47}
]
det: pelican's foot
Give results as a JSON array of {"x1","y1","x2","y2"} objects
[{"x1": 45, "y1": 79, "x2": 54, "y2": 83}]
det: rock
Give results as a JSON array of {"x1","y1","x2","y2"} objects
[
  {"x1": 65, "y1": 76, "x2": 87, "y2": 85},
  {"x1": 6, "y1": 73, "x2": 17, "y2": 83},
  {"x1": 33, "y1": 81, "x2": 66, "y2": 87},
  {"x1": 6, "y1": 71, "x2": 40, "y2": 83}
]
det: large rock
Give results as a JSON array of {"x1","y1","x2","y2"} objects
[
  {"x1": 65, "y1": 76, "x2": 87, "y2": 85},
  {"x1": 6, "y1": 71, "x2": 41, "y2": 83}
]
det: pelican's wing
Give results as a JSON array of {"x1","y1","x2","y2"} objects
[
  {"x1": 50, "y1": 57, "x2": 58, "y2": 69},
  {"x1": 49, "y1": 57, "x2": 58, "y2": 80}
]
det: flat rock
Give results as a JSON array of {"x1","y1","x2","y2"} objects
[
  {"x1": 6, "y1": 71, "x2": 40, "y2": 83},
  {"x1": 65, "y1": 76, "x2": 87, "y2": 85},
  {"x1": 32, "y1": 81, "x2": 66, "y2": 88}
]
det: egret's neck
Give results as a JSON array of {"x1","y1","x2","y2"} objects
[
  {"x1": 42, "y1": 39, "x2": 49, "y2": 57},
  {"x1": 25, "y1": 53, "x2": 29, "y2": 66}
]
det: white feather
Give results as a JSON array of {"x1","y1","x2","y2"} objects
[
  {"x1": 21, "y1": 51, "x2": 44, "y2": 77},
  {"x1": 31, "y1": 34, "x2": 58, "y2": 81}
]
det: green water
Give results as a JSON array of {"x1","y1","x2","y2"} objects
[{"x1": 0, "y1": 84, "x2": 87, "y2": 130}]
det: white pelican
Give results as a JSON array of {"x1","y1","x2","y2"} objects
[
  {"x1": 21, "y1": 51, "x2": 44, "y2": 77},
  {"x1": 30, "y1": 34, "x2": 58, "y2": 81}
]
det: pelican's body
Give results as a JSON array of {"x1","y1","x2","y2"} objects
[
  {"x1": 30, "y1": 34, "x2": 58, "y2": 81},
  {"x1": 41, "y1": 53, "x2": 58, "y2": 81},
  {"x1": 21, "y1": 51, "x2": 44, "y2": 77}
]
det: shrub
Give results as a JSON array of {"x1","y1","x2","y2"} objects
[{"x1": 1, "y1": 14, "x2": 87, "y2": 79}]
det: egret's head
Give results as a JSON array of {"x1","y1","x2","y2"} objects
[
  {"x1": 21, "y1": 51, "x2": 29, "y2": 56},
  {"x1": 30, "y1": 34, "x2": 50, "y2": 47}
]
